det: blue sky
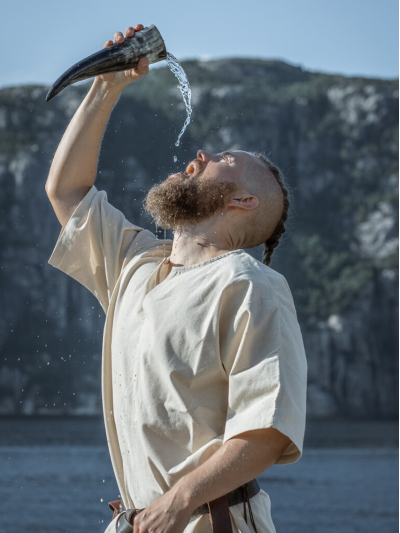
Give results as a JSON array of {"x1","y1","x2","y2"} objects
[{"x1": 1, "y1": 0, "x2": 398, "y2": 88}]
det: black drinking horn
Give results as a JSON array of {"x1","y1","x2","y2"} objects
[{"x1": 46, "y1": 24, "x2": 167, "y2": 102}]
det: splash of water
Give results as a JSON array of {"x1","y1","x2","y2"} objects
[{"x1": 166, "y1": 52, "x2": 192, "y2": 147}]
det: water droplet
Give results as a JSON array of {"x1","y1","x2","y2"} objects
[{"x1": 173, "y1": 156, "x2": 178, "y2": 162}]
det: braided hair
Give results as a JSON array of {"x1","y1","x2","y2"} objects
[{"x1": 250, "y1": 153, "x2": 291, "y2": 267}]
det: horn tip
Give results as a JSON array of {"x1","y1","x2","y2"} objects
[{"x1": 45, "y1": 87, "x2": 56, "y2": 102}]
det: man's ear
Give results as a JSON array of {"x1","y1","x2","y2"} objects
[{"x1": 226, "y1": 196, "x2": 259, "y2": 210}]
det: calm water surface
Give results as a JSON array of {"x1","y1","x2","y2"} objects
[{"x1": 0, "y1": 418, "x2": 397, "y2": 533}]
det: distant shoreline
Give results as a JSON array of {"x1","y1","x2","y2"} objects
[{"x1": 0, "y1": 416, "x2": 397, "y2": 448}]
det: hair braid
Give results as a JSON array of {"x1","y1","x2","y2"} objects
[{"x1": 251, "y1": 153, "x2": 291, "y2": 267}]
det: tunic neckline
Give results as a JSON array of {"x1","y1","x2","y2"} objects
[
  {"x1": 150, "y1": 249, "x2": 244, "y2": 292},
  {"x1": 148, "y1": 248, "x2": 246, "y2": 294},
  {"x1": 168, "y1": 249, "x2": 244, "y2": 272}
]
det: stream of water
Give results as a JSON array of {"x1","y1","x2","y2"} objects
[
  {"x1": 154, "y1": 52, "x2": 192, "y2": 243},
  {"x1": 166, "y1": 52, "x2": 192, "y2": 148}
]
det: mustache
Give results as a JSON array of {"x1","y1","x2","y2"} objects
[{"x1": 192, "y1": 158, "x2": 206, "y2": 177}]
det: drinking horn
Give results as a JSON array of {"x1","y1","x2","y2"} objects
[{"x1": 46, "y1": 24, "x2": 167, "y2": 102}]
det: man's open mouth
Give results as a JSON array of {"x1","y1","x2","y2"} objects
[
  {"x1": 168, "y1": 160, "x2": 198, "y2": 180},
  {"x1": 185, "y1": 162, "x2": 196, "y2": 175}
]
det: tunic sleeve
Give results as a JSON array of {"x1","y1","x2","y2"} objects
[
  {"x1": 47, "y1": 184, "x2": 156, "y2": 314},
  {"x1": 221, "y1": 283, "x2": 308, "y2": 465}
]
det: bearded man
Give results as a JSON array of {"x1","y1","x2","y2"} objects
[{"x1": 45, "y1": 24, "x2": 308, "y2": 533}]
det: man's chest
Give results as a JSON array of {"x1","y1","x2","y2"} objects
[
  {"x1": 110, "y1": 263, "x2": 229, "y2": 426},
  {"x1": 111, "y1": 263, "x2": 223, "y2": 375}
]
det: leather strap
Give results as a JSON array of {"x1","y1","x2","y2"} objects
[
  {"x1": 193, "y1": 478, "x2": 260, "y2": 515},
  {"x1": 208, "y1": 494, "x2": 233, "y2": 533},
  {"x1": 108, "y1": 500, "x2": 122, "y2": 520}
]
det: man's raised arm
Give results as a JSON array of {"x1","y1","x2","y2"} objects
[{"x1": 44, "y1": 23, "x2": 149, "y2": 228}]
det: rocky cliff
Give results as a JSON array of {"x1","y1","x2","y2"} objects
[{"x1": 0, "y1": 58, "x2": 397, "y2": 417}]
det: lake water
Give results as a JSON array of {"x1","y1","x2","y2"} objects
[{"x1": 0, "y1": 418, "x2": 398, "y2": 533}]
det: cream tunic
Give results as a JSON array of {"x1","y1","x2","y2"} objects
[{"x1": 48, "y1": 185, "x2": 308, "y2": 533}]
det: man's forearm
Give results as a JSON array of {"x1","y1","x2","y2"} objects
[
  {"x1": 130, "y1": 428, "x2": 291, "y2": 533},
  {"x1": 172, "y1": 427, "x2": 291, "y2": 512},
  {"x1": 45, "y1": 78, "x2": 122, "y2": 199}
]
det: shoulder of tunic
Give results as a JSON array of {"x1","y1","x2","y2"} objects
[{"x1": 221, "y1": 251, "x2": 291, "y2": 301}]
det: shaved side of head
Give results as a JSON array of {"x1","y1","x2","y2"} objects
[{"x1": 237, "y1": 153, "x2": 285, "y2": 249}]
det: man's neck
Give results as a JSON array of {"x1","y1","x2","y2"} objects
[{"x1": 168, "y1": 230, "x2": 233, "y2": 267}]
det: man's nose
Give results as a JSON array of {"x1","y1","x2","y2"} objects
[{"x1": 197, "y1": 150, "x2": 216, "y2": 163}]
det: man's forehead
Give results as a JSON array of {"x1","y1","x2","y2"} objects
[
  {"x1": 225, "y1": 150, "x2": 264, "y2": 168},
  {"x1": 218, "y1": 149, "x2": 250, "y2": 156}
]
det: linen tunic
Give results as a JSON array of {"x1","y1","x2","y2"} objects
[{"x1": 48, "y1": 185, "x2": 308, "y2": 533}]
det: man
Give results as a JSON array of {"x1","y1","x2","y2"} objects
[{"x1": 45, "y1": 24, "x2": 308, "y2": 533}]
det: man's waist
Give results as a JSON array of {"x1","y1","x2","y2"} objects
[{"x1": 109, "y1": 478, "x2": 261, "y2": 526}]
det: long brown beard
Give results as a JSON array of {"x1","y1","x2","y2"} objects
[{"x1": 143, "y1": 175, "x2": 238, "y2": 230}]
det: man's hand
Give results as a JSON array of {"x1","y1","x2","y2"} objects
[
  {"x1": 132, "y1": 484, "x2": 194, "y2": 533},
  {"x1": 95, "y1": 24, "x2": 150, "y2": 89}
]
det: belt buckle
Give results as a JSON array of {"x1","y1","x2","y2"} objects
[
  {"x1": 116, "y1": 510, "x2": 134, "y2": 533},
  {"x1": 116, "y1": 508, "x2": 145, "y2": 532}
]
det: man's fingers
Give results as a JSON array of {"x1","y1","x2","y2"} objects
[
  {"x1": 107, "y1": 25, "x2": 143, "y2": 46},
  {"x1": 125, "y1": 24, "x2": 143, "y2": 38},
  {"x1": 103, "y1": 40, "x2": 113, "y2": 49},
  {"x1": 113, "y1": 31, "x2": 124, "y2": 43}
]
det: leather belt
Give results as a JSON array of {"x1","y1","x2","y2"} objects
[
  {"x1": 109, "y1": 478, "x2": 260, "y2": 533},
  {"x1": 192, "y1": 478, "x2": 260, "y2": 515}
]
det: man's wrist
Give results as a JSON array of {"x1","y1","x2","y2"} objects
[
  {"x1": 90, "y1": 78, "x2": 124, "y2": 103},
  {"x1": 170, "y1": 475, "x2": 199, "y2": 514}
]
